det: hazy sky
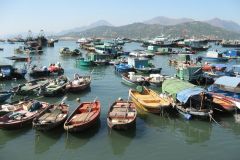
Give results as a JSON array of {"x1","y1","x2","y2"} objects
[{"x1": 0, "y1": 0, "x2": 239, "y2": 35}]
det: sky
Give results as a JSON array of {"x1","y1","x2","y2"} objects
[{"x1": 0, "y1": 0, "x2": 239, "y2": 35}]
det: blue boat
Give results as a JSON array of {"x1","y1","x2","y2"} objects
[
  {"x1": 223, "y1": 49, "x2": 240, "y2": 59},
  {"x1": 0, "y1": 91, "x2": 12, "y2": 103},
  {"x1": 203, "y1": 51, "x2": 228, "y2": 62},
  {"x1": 114, "y1": 63, "x2": 134, "y2": 73},
  {"x1": 0, "y1": 64, "x2": 27, "y2": 80}
]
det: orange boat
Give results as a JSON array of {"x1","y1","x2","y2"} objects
[
  {"x1": 211, "y1": 93, "x2": 236, "y2": 112},
  {"x1": 64, "y1": 100, "x2": 100, "y2": 132}
]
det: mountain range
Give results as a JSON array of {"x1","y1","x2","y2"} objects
[{"x1": 61, "y1": 21, "x2": 240, "y2": 39}]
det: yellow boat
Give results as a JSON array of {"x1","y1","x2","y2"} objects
[{"x1": 129, "y1": 86, "x2": 171, "y2": 114}]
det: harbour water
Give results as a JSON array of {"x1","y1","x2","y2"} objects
[{"x1": 0, "y1": 41, "x2": 240, "y2": 160}]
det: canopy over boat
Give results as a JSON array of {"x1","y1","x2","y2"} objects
[
  {"x1": 214, "y1": 76, "x2": 240, "y2": 88},
  {"x1": 177, "y1": 87, "x2": 206, "y2": 104},
  {"x1": 162, "y1": 78, "x2": 195, "y2": 100}
]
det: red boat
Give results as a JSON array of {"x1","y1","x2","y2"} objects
[
  {"x1": 64, "y1": 100, "x2": 100, "y2": 132},
  {"x1": 65, "y1": 74, "x2": 91, "y2": 93},
  {"x1": 0, "y1": 100, "x2": 49, "y2": 129},
  {"x1": 210, "y1": 92, "x2": 236, "y2": 112}
]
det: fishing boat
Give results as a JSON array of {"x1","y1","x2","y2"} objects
[
  {"x1": 129, "y1": 86, "x2": 171, "y2": 114},
  {"x1": 0, "y1": 64, "x2": 27, "y2": 80},
  {"x1": 0, "y1": 91, "x2": 12, "y2": 103},
  {"x1": 0, "y1": 98, "x2": 32, "y2": 116},
  {"x1": 135, "y1": 67, "x2": 162, "y2": 74},
  {"x1": 121, "y1": 72, "x2": 149, "y2": 87},
  {"x1": 147, "y1": 74, "x2": 166, "y2": 87},
  {"x1": 41, "y1": 76, "x2": 68, "y2": 97},
  {"x1": 107, "y1": 99, "x2": 137, "y2": 130},
  {"x1": 203, "y1": 51, "x2": 228, "y2": 62},
  {"x1": 175, "y1": 88, "x2": 213, "y2": 120},
  {"x1": 29, "y1": 63, "x2": 64, "y2": 78},
  {"x1": 115, "y1": 63, "x2": 134, "y2": 73},
  {"x1": 12, "y1": 78, "x2": 50, "y2": 96},
  {"x1": 65, "y1": 74, "x2": 91, "y2": 93},
  {"x1": 5, "y1": 56, "x2": 30, "y2": 62},
  {"x1": 64, "y1": 100, "x2": 101, "y2": 132},
  {"x1": 32, "y1": 103, "x2": 69, "y2": 131},
  {"x1": 207, "y1": 76, "x2": 240, "y2": 111},
  {"x1": 59, "y1": 47, "x2": 82, "y2": 56},
  {"x1": 129, "y1": 50, "x2": 155, "y2": 58},
  {"x1": 76, "y1": 58, "x2": 94, "y2": 67},
  {"x1": 0, "y1": 100, "x2": 49, "y2": 129},
  {"x1": 162, "y1": 78, "x2": 213, "y2": 119}
]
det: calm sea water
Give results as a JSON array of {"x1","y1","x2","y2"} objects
[{"x1": 0, "y1": 41, "x2": 240, "y2": 160}]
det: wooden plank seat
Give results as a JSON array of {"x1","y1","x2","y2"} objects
[{"x1": 70, "y1": 112, "x2": 95, "y2": 124}]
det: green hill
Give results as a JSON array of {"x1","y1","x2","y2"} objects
[{"x1": 62, "y1": 21, "x2": 240, "y2": 39}]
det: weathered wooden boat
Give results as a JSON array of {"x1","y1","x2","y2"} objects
[
  {"x1": 59, "y1": 47, "x2": 81, "y2": 56},
  {"x1": 12, "y1": 78, "x2": 50, "y2": 96},
  {"x1": 0, "y1": 91, "x2": 12, "y2": 103},
  {"x1": 29, "y1": 63, "x2": 64, "y2": 78},
  {"x1": 0, "y1": 100, "x2": 49, "y2": 129},
  {"x1": 32, "y1": 103, "x2": 69, "y2": 131},
  {"x1": 207, "y1": 76, "x2": 240, "y2": 111},
  {"x1": 65, "y1": 74, "x2": 91, "y2": 93},
  {"x1": 135, "y1": 67, "x2": 162, "y2": 74},
  {"x1": 147, "y1": 74, "x2": 166, "y2": 87},
  {"x1": 121, "y1": 72, "x2": 149, "y2": 87},
  {"x1": 64, "y1": 100, "x2": 101, "y2": 132},
  {"x1": 129, "y1": 86, "x2": 171, "y2": 114},
  {"x1": 0, "y1": 98, "x2": 31, "y2": 116},
  {"x1": 0, "y1": 64, "x2": 27, "y2": 80},
  {"x1": 129, "y1": 50, "x2": 155, "y2": 58},
  {"x1": 107, "y1": 99, "x2": 137, "y2": 130},
  {"x1": 41, "y1": 76, "x2": 68, "y2": 97}
]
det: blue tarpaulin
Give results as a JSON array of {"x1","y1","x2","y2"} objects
[
  {"x1": 177, "y1": 87, "x2": 205, "y2": 103},
  {"x1": 214, "y1": 76, "x2": 240, "y2": 88}
]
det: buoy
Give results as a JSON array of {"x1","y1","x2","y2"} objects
[{"x1": 76, "y1": 98, "x2": 81, "y2": 103}]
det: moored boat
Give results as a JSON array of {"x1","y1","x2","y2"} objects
[
  {"x1": 41, "y1": 76, "x2": 68, "y2": 97},
  {"x1": 64, "y1": 100, "x2": 100, "y2": 132},
  {"x1": 65, "y1": 74, "x2": 91, "y2": 93},
  {"x1": 33, "y1": 103, "x2": 69, "y2": 131},
  {"x1": 0, "y1": 91, "x2": 12, "y2": 103},
  {"x1": 121, "y1": 72, "x2": 149, "y2": 87},
  {"x1": 107, "y1": 99, "x2": 137, "y2": 130},
  {"x1": 12, "y1": 78, "x2": 50, "y2": 96},
  {"x1": 129, "y1": 86, "x2": 171, "y2": 114},
  {"x1": 0, "y1": 100, "x2": 49, "y2": 129}
]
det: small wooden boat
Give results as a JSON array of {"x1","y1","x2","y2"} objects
[
  {"x1": 0, "y1": 91, "x2": 12, "y2": 103},
  {"x1": 66, "y1": 74, "x2": 91, "y2": 93},
  {"x1": 129, "y1": 86, "x2": 171, "y2": 114},
  {"x1": 60, "y1": 48, "x2": 81, "y2": 56},
  {"x1": 12, "y1": 78, "x2": 50, "y2": 96},
  {"x1": 135, "y1": 67, "x2": 162, "y2": 74},
  {"x1": 0, "y1": 99, "x2": 31, "y2": 116},
  {"x1": 64, "y1": 101, "x2": 100, "y2": 132},
  {"x1": 147, "y1": 74, "x2": 166, "y2": 87},
  {"x1": 107, "y1": 100, "x2": 137, "y2": 130},
  {"x1": 30, "y1": 63, "x2": 64, "y2": 78},
  {"x1": 42, "y1": 76, "x2": 68, "y2": 97},
  {"x1": 33, "y1": 103, "x2": 69, "y2": 131},
  {"x1": 5, "y1": 56, "x2": 30, "y2": 62},
  {"x1": 121, "y1": 72, "x2": 149, "y2": 87},
  {"x1": 0, "y1": 65, "x2": 27, "y2": 80},
  {"x1": 0, "y1": 100, "x2": 49, "y2": 129}
]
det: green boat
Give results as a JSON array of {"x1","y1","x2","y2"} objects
[{"x1": 76, "y1": 58, "x2": 94, "y2": 66}]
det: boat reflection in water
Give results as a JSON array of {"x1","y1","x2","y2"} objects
[
  {"x1": 34, "y1": 127, "x2": 64, "y2": 154},
  {"x1": 108, "y1": 126, "x2": 136, "y2": 155},
  {"x1": 64, "y1": 119, "x2": 101, "y2": 150},
  {"x1": 172, "y1": 119, "x2": 212, "y2": 144}
]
